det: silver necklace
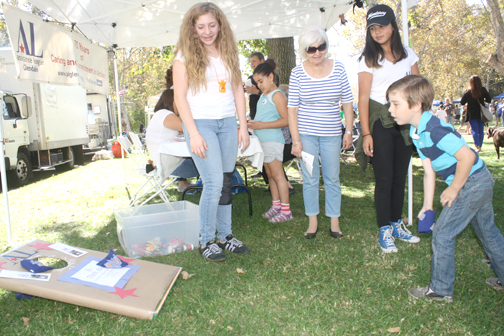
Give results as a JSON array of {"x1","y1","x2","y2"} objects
[{"x1": 309, "y1": 58, "x2": 326, "y2": 78}]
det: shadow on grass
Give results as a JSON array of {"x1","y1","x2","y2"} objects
[{"x1": 1, "y1": 155, "x2": 94, "y2": 193}]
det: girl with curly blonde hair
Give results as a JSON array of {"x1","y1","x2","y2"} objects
[{"x1": 173, "y1": 2, "x2": 250, "y2": 262}]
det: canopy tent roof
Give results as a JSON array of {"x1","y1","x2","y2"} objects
[{"x1": 28, "y1": 0, "x2": 353, "y2": 48}]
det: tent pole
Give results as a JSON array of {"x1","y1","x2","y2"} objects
[
  {"x1": 112, "y1": 49, "x2": 128, "y2": 198},
  {"x1": 402, "y1": 0, "x2": 413, "y2": 226},
  {"x1": 113, "y1": 50, "x2": 122, "y2": 136},
  {"x1": 0, "y1": 92, "x2": 12, "y2": 246}
]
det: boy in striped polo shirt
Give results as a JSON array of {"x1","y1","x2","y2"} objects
[{"x1": 386, "y1": 75, "x2": 504, "y2": 302}]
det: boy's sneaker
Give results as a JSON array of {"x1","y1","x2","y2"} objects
[
  {"x1": 262, "y1": 207, "x2": 280, "y2": 219},
  {"x1": 268, "y1": 211, "x2": 293, "y2": 223},
  {"x1": 217, "y1": 235, "x2": 250, "y2": 254},
  {"x1": 408, "y1": 286, "x2": 454, "y2": 303},
  {"x1": 199, "y1": 241, "x2": 226, "y2": 262},
  {"x1": 379, "y1": 225, "x2": 398, "y2": 253},
  {"x1": 391, "y1": 220, "x2": 420, "y2": 243},
  {"x1": 486, "y1": 278, "x2": 504, "y2": 290}
]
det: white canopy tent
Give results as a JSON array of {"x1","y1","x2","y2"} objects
[{"x1": 28, "y1": 0, "x2": 354, "y2": 48}]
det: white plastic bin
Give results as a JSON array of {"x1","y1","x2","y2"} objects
[{"x1": 114, "y1": 201, "x2": 199, "y2": 257}]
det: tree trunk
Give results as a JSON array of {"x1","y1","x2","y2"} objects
[
  {"x1": 487, "y1": 0, "x2": 504, "y2": 75},
  {"x1": 266, "y1": 37, "x2": 296, "y2": 85}
]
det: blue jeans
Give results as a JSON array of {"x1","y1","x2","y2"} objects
[
  {"x1": 299, "y1": 134, "x2": 341, "y2": 217},
  {"x1": 182, "y1": 117, "x2": 238, "y2": 245},
  {"x1": 446, "y1": 114, "x2": 454, "y2": 126},
  {"x1": 469, "y1": 119, "x2": 484, "y2": 147},
  {"x1": 172, "y1": 158, "x2": 199, "y2": 179},
  {"x1": 430, "y1": 168, "x2": 504, "y2": 296}
]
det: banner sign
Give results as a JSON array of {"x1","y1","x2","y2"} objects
[{"x1": 2, "y1": 3, "x2": 109, "y2": 95}]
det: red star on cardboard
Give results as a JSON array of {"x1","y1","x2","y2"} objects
[
  {"x1": 19, "y1": 44, "x2": 25, "y2": 53},
  {"x1": 29, "y1": 242, "x2": 53, "y2": 251},
  {"x1": 0, "y1": 262, "x2": 6, "y2": 270},
  {"x1": 118, "y1": 255, "x2": 135, "y2": 263},
  {"x1": 109, "y1": 287, "x2": 138, "y2": 299}
]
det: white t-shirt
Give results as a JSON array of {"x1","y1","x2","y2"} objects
[
  {"x1": 145, "y1": 109, "x2": 179, "y2": 166},
  {"x1": 436, "y1": 109, "x2": 447, "y2": 122},
  {"x1": 174, "y1": 51, "x2": 236, "y2": 119},
  {"x1": 357, "y1": 46, "x2": 419, "y2": 104}
]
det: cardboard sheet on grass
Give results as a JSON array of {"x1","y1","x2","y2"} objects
[{"x1": 0, "y1": 239, "x2": 181, "y2": 319}]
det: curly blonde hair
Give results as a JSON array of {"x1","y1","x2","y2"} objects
[{"x1": 175, "y1": 3, "x2": 241, "y2": 93}]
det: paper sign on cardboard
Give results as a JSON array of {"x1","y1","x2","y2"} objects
[{"x1": 0, "y1": 240, "x2": 181, "y2": 320}]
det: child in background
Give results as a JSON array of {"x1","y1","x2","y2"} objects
[
  {"x1": 387, "y1": 75, "x2": 504, "y2": 302},
  {"x1": 248, "y1": 61, "x2": 292, "y2": 222},
  {"x1": 435, "y1": 104, "x2": 447, "y2": 123},
  {"x1": 457, "y1": 105, "x2": 471, "y2": 135}
]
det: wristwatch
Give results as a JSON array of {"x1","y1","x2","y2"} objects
[{"x1": 345, "y1": 130, "x2": 352, "y2": 135}]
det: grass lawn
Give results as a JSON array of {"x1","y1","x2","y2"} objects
[{"x1": 1, "y1": 133, "x2": 503, "y2": 335}]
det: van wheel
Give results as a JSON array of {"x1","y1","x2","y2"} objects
[
  {"x1": 8, "y1": 151, "x2": 32, "y2": 186},
  {"x1": 57, "y1": 147, "x2": 75, "y2": 171},
  {"x1": 66, "y1": 146, "x2": 75, "y2": 169}
]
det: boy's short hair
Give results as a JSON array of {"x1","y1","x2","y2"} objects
[
  {"x1": 250, "y1": 52, "x2": 265, "y2": 61},
  {"x1": 386, "y1": 75, "x2": 435, "y2": 112}
]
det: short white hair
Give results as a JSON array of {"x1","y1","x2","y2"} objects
[{"x1": 298, "y1": 26, "x2": 329, "y2": 60}]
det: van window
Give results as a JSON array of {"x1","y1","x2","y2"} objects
[{"x1": 2, "y1": 96, "x2": 20, "y2": 119}]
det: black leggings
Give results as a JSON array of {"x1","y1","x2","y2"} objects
[{"x1": 371, "y1": 120, "x2": 412, "y2": 228}]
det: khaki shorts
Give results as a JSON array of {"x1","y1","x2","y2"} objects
[{"x1": 261, "y1": 141, "x2": 284, "y2": 163}]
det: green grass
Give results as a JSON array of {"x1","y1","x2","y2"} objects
[{"x1": 1, "y1": 133, "x2": 504, "y2": 335}]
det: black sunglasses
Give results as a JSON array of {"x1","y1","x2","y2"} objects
[{"x1": 306, "y1": 42, "x2": 327, "y2": 54}]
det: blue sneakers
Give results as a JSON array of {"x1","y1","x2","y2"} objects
[
  {"x1": 391, "y1": 220, "x2": 420, "y2": 243},
  {"x1": 379, "y1": 226, "x2": 398, "y2": 253}
]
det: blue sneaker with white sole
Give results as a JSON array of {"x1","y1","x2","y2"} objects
[
  {"x1": 391, "y1": 220, "x2": 420, "y2": 243},
  {"x1": 379, "y1": 225, "x2": 398, "y2": 253}
]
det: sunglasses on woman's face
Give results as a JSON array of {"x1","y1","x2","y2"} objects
[{"x1": 306, "y1": 42, "x2": 327, "y2": 54}]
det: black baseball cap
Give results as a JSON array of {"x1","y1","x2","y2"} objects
[{"x1": 366, "y1": 4, "x2": 395, "y2": 29}]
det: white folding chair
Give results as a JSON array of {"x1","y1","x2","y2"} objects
[
  {"x1": 285, "y1": 157, "x2": 303, "y2": 182},
  {"x1": 350, "y1": 120, "x2": 361, "y2": 155},
  {"x1": 129, "y1": 132, "x2": 146, "y2": 154},
  {"x1": 117, "y1": 135, "x2": 173, "y2": 206}
]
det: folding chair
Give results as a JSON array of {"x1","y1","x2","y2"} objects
[
  {"x1": 180, "y1": 166, "x2": 253, "y2": 217},
  {"x1": 129, "y1": 132, "x2": 146, "y2": 154},
  {"x1": 350, "y1": 120, "x2": 361, "y2": 155},
  {"x1": 285, "y1": 157, "x2": 303, "y2": 182},
  {"x1": 117, "y1": 135, "x2": 175, "y2": 206},
  {"x1": 340, "y1": 120, "x2": 361, "y2": 165}
]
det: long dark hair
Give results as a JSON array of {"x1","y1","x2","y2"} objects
[
  {"x1": 154, "y1": 89, "x2": 174, "y2": 112},
  {"x1": 469, "y1": 75, "x2": 482, "y2": 99},
  {"x1": 165, "y1": 67, "x2": 173, "y2": 89},
  {"x1": 155, "y1": 67, "x2": 175, "y2": 112},
  {"x1": 254, "y1": 60, "x2": 279, "y2": 87},
  {"x1": 358, "y1": 20, "x2": 407, "y2": 68}
]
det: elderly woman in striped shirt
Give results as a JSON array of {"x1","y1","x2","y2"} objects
[{"x1": 288, "y1": 25, "x2": 354, "y2": 239}]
